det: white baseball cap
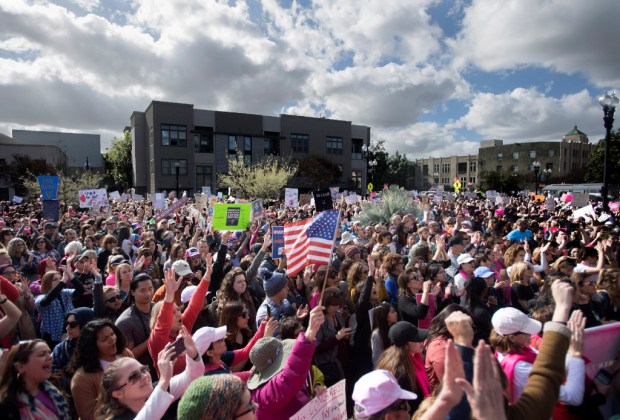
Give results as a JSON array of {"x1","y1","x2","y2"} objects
[
  {"x1": 457, "y1": 253, "x2": 475, "y2": 266},
  {"x1": 172, "y1": 260, "x2": 193, "y2": 277},
  {"x1": 353, "y1": 370, "x2": 417, "y2": 417},
  {"x1": 180, "y1": 285, "x2": 197, "y2": 305},
  {"x1": 194, "y1": 326, "x2": 227, "y2": 356},
  {"x1": 492, "y1": 307, "x2": 542, "y2": 336}
]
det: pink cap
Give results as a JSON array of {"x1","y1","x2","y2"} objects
[{"x1": 353, "y1": 370, "x2": 417, "y2": 417}]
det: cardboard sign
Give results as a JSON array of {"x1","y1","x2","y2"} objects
[
  {"x1": 344, "y1": 194, "x2": 359, "y2": 205},
  {"x1": 271, "y1": 226, "x2": 285, "y2": 259},
  {"x1": 252, "y1": 199, "x2": 264, "y2": 219},
  {"x1": 154, "y1": 196, "x2": 188, "y2": 222},
  {"x1": 78, "y1": 188, "x2": 109, "y2": 208},
  {"x1": 571, "y1": 193, "x2": 589, "y2": 208},
  {"x1": 194, "y1": 193, "x2": 209, "y2": 211},
  {"x1": 314, "y1": 189, "x2": 333, "y2": 212},
  {"x1": 38, "y1": 176, "x2": 59, "y2": 200},
  {"x1": 291, "y1": 379, "x2": 346, "y2": 420},
  {"x1": 212, "y1": 203, "x2": 251, "y2": 231},
  {"x1": 285, "y1": 188, "x2": 298, "y2": 208}
]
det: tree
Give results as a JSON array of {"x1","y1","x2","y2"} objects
[
  {"x1": 218, "y1": 149, "x2": 298, "y2": 200},
  {"x1": 8, "y1": 155, "x2": 58, "y2": 193},
  {"x1": 480, "y1": 170, "x2": 522, "y2": 194},
  {"x1": 584, "y1": 132, "x2": 620, "y2": 185},
  {"x1": 104, "y1": 130, "x2": 133, "y2": 191},
  {"x1": 365, "y1": 140, "x2": 413, "y2": 188},
  {"x1": 297, "y1": 155, "x2": 341, "y2": 190},
  {"x1": 21, "y1": 170, "x2": 104, "y2": 206},
  {"x1": 386, "y1": 151, "x2": 410, "y2": 186}
]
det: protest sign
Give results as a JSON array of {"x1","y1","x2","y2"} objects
[
  {"x1": 154, "y1": 196, "x2": 188, "y2": 222},
  {"x1": 38, "y1": 176, "x2": 59, "y2": 200},
  {"x1": 433, "y1": 195, "x2": 443, "y2": 203},
  {"x1": 533, "y1": 195, "x2": 545, "y2": 203},
  {"x1": 561, "y1": 193, "x2": 574, "y2": 203},
  {"x1": 485, "y1": 190, "x2": 497, "y2": 199},
  {"x1": 212, "y1": 203, "x2": 251, "y2": 231},
  {"x1": 201, "y1": 186, "x2": 212, "y2": 196},
  {"x1": 285, "y1": 188, "x2": 299, "y2": 208},
  {"x1": 42, "y1": 200, "x2": 59, "y2": 221},
  {"x1": 11, "y1": 195, "x2": 23, "y2": 204},
  {"x1": 195, "y1": 193, "x2": 209, "y2": 211},
  {"x1": 271, "y1": 226, "x2": 285, "y2": 259},
  {"x1": 344, "y1": 194, "x2": 359, "y2": 205},
  {"x1": 252, "y1": 199, "x2": 264, "y2": 219},
  {"x1": 291, "y1": 379, "x2": 346, "y2": 420},
  {"x1": 299, "y1": 194, "x2": 312, "y2": 205},
  {"x1": 314, "y1": 189, "x2": 333, "y2": 212},
  {"x1": 583, "y1": 323, "x2": 620, "y2": 418},
  {"x1": 609, "y1": 201, "x2": 620, "y2": 212},
  {"x1": 78, "y1": 189, "x2": 109, "y2": 208},
  {"x1": 153, "y1": 193, "x2": 166, "y2": 210},
  {"x1": 109, "y1": 191, "x2": 121, "y2": 200},
  {"x1": 329, "y1": 187, "x2": 339, "y2": 200},
  {"x1": 120, "y1": 194, "x2": 128, "y2": 202},
  {"x1": 571, "y1": 193, "x2": 589, "y2": 208},
  {"x1": 545, "y1": 196, "x2": 555, "y2": 212},
  {"x1": 132, "y1": 194, "x2": 144, "y2": 201},
  {"x1": 572, "y1": 204, "x2": 596, "y2": 221}
]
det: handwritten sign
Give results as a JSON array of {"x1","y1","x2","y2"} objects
[
  {"x1": 38, "y1": 176, "x2": 59, "y2": 200},
  {"x1": 291, "y1": 379, "x2": 346, "y2": 420},
  {"x1": 78, "y1": 188, "x2": 109, "y2": 208},
  {"x1": 285, "y1": 188, "x2": 299, "y2": 208}
]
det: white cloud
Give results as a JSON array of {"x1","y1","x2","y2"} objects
[{"x1": 450, "y1": 0, "x2": 620, "y2": 87}]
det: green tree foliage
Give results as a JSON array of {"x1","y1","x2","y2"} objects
[
  {"x1": 104, "y1": 130, "x2": 133, "y2": 191},
  {"x1": 298, "y1": 155, "x2": 341, "y2": 189},
  {"x1": 585, "y1": 132, "x2": 620, "y2": 185},
  {"x1": 218, "y1": 149, "x2": 298, "y2": 200},
  {"x1": 386, "y1": 151, "x2": 410, "y2": 185},
  {"x1": 9, "y1": 155, "x2": 58, "y2": 191},
  {"x1": 364, "y1": 140, "x2": 412, "y2": 187},
  {"x1": 21, "y1": 170, "x2": 104, "y2": 206},
  {"x1": 480, "y1": 170, "x2": 522, "y2": 193},
  {"x1": 355, "y1": 185, "x2": 421, "y2": 225}
]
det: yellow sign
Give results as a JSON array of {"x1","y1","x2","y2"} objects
[
  {"x1": 453, "y1": 180, "x2": 461, "y2": 192},
  {"x1": 367, "y1": 183, "x2": 374, "y2": 192}
]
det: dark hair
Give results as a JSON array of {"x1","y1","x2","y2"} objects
[
  {"x1": 71, "y1": 318, "x2": 126, "y2": 373},
  {"x1": 117, "y1": 227, "x2": 131, "y2": 244},
  {"x1": 220, "y1": 301, "x2": 251, "y2": 347},
  {"x1": 322, "y1": 286, "x2": 344, "y2": 308},
  {"x1": 412, "y1": 245, "x2": 431, "y2": 263},
  {"x1": 578, "y1": 246, "x2": 598, "y2": 261},
  {"x1": 426, "y1": 262, "x2": 444, "y2": 283},
  {"x1": 280, "y1": 316, "x2": 303, "y2": 340},
  {"x1": 34, "y1": 235, "x2": 54, "y2": 251},
  {"x1": 464, "y1": 277, "x2": 488, "y2": 314},
  {"x1": 372, "y1": 302, "x2": 394, "y2": 349},
  {"x1": 397, "y1": 268, "x2": 420, "y2": 298},
  {"x1": 426, "y1": 304, "x2": 471, "y2": 344},
  {"x1": 0, "y1": 339, "x2": 48, "y2": 406}
]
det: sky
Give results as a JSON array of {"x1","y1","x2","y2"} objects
[{"x1": 1, "y1": 0, "x2": 619, "y2": 160}]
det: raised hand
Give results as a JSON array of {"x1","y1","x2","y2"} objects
[
  {"x1": 163, "y1": 268, "x2": 183, "y2": 302},
  {"x1": 305, "y1": 305, "x2": 326, "y2": 341},
  {"x1": 296, "y1": 304, "x2": 309, "y2": 319},
  {"x1": 568, "y1": 310, "x2": 586, "y2": 357}
]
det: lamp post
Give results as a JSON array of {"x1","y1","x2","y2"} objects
[
  {"x1": 84, "y1": 156, "x2": 90, "y2": 171},
  {"x1": 532, "y1": 161, "x2": 540, "y2": 195},
  {"x1": 433, "y1": 172, "x2": 439, "y2": 191},
  {"x1": 599, "y1": 91, "x2": 619, "y2": 212},
  {"x1": 362, "y1": 143, "x2": 377, "y2": 194},
  {"x1": 543, "y1": 168, "x2": 552, "y2": 186},
  {"x1": 174, "y1": 161, "x2": 180, "y2": 199}
]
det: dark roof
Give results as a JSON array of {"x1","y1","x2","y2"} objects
[{"x1": 565, "y1": 125, "x2": 587, "y2": 136}]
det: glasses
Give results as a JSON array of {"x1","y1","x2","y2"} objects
[
  {"x1": 106, "y1": 295, "x2": 122, "y2": 303},
  {"x1": 387, "y1": 400, "x2": 409, "y2": 412},
  {"x1": 65, "y1": 321, "x2": 79, "y2": 329},
  {"x1": 115, "y1": 365, "x2": 149, "y2": 390},
  {"x1": 238, "y1": 311, "x2": 249, "y2": 319}
]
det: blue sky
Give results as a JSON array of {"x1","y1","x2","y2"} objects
[{"x1": 0, "y1": 0, "x2": 618, "y2": 159}]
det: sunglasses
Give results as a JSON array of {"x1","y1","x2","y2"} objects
[
  {"x1": 238, "y1": 311, "x2": 249, "y2": 319},
  {"x1": 65, "y1": 321, "x2": 79, "y2": 329},
  {"x1": 115, "y1": 365, "x2": 149, "y2": 390},
  {"x1": 387, "y1": 400, "x2": 409, "y2": 412},
  {"x1": 106, "y1": 295, "x2": 122, "y2": 303}
]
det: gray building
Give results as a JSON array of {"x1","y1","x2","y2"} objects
[
  {"x1": 414, "y1": 155, "x2": 478, "y2": 191},
  {"x1": 478, "y1": 126, "x2": 593, "y2": 186},
  {"x1": 11, "y1": 129, "x2": 102, "y2": 171},
  {"x1": 130, "y1": 101, "x2": 371, "y2": 195}
]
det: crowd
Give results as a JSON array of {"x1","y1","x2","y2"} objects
[{"x1": 0, "y1": 192, "x2": 619, "y2": 420}]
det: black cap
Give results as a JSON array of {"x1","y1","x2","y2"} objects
[
  {"x1": 44, "y1": 222, "x2": 58, "y2": 229},
  {"x1": 388, "y1": 321, "x2": 428, "y2": 347}
]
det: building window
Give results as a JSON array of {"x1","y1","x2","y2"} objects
[
  {"x1": 496, "y1": 165, "x2": 503, "y2": 172},
  {"x1": 161, "y1": 124, "x2": 187, "y2": 147},
  {"x1": 469, "y1": 161, "x2": 477, "y2": 172},
  {"x1": 460, "y1": 177, "x2": 466, "y2": 182},
  {"x1": 441, "y1": 177, "x2": 449, "y2": 184},
  {"x1": 442, "y1": 163, "x2": 450, "y2": 173},
  {"x1": 547, "y1": 149, "x2": 555, "y2": 157},
  {"x1": 512, "y1": 152, "x2": 519, "y2": 159},
  {"x1": 458, "y1": 162, "x2": 467, "y2": 174},
  {"x1": 469, "y1": 177, "x2": 476, "y2": 184},
  {"x1": 161, "y1": 159, "x2": 187, "y2": 175},
  {"x1": 546, "y1": 162, "x2": 553, "y2": 170},
  {"x1": 228, "y1": 136, "x2": 237, "y2": 155},
  {"x1": 291, "y1": 133, "x2": 309, "y2": 153},
  {"x1": 264, "y1": 132, "x2": 281, "y2": 156},
  {"x1": 352, "y1": 170, "x2": 362, "y2": 190},
  {"x1": 194, "y1": 133, "x2": 213, "y2": 153},
  {"x1": 326, "y1": 136, "x2": 343, "y2": 155},
  {"x1": 529, "y1": 150, "x2": 536, "y2": 158},
  {"x1": 511, "y1": 165, "x2": 518, "y2": 173},
  {"x1": 196, "y1": 165, "x2": 212, "y2": 189},
  {"x1": 423, "y1": 165, "x2": 429, "y2": 176},
  {"x1": 244, "y1": 136, "x2": 252, "y2": 164},
  {"x1": 497, "y1": 153, "x2": 503, "y2": 160},
  {"x1": 433, "y1": 164, "x2": 440, "y2": 173},
  {"x1": 351, "y1": 138, "x2": 363, "y2": 160}
]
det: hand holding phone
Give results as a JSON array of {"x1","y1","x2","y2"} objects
[
  {"x1": 171, "y1": 335, "x2": 186, "y2": 360},
  {"x1": 266, "y1": 305, "x2": 272, "y2": 318}
]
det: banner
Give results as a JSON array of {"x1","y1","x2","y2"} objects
[
  {"x1": 485, "y1": 190, "x2": 497, "y2": 199},
  {"x1": 314, "y1": 189, "x2": 333, "y2": 212},
  {"x1": 271, "y1": 226, "x2": 285, "y2": 259},
  {"x1": 78, "y1": 188, "x2": 109, "y2": 208},
  {"x1": 38, "y1": 175, "x2": 59, "y2": 201},
  {"x1": 291, "y1": 379, "x2": 346, "y2": 420},
  {"x1": 251, "y1": 199, "x2": 264, "y2": 219},
  {"x1": 212, "y1": 203, "x2": 252, "y2": 231},
  {"x1": 154, "y1": 196, "x2": 188, "y2": 222},
  {"x1": 285, "y1": 188, "x2": 299, "y2": 208},
  {"x1": 42, "y1": 200, "x2": 59, "y2": 221},
  {"x1": 153, "y1": 193, "x2": 166, "y2": 210}
]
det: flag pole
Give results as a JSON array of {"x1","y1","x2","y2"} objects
[{"x1": 318, "y1": 209, "x2": 342, "y2": 307}]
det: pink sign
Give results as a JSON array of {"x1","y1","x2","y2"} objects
[{"x1": 495, "y1": 208, "x2": 504, "y2": 216}]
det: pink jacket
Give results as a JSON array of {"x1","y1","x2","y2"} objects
[{"x1": 252, "y1": 332, "x2": 315, "y2": 420}]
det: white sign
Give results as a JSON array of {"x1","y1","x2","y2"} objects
[
  {"x1": 344, "y1": 194, "x2": 359, "y2": 205},
  {"x1": 545, "y1": 196, "x2": 556, "y2": 212},
  {"x1": 572, "y1": 204, "x2": 597, "y2": 221},
  {"x1": 78, "y1": 189, "x2": 109, "y2": 208},
  {"x1": 285, "y1": 188, "x2": 299, "y2": 208},
  {"x1": 486, "y1": 190, "x2": 497, "y2": 199},
  {"x1": 201, "y1": 186, "x2": 212, "y2": 196},
  {"x1": 290, "y1": 380, "x2": 346, "y2": 420},
  {"x1": 109, "y1": 191, "x2": 121, "y2": 200},
  {"x1": 194, "y1": 193, "x2": 209, "y2": 211},
  {"x1": 12, "y1": 195, "x2": 23, "y2": 204}
]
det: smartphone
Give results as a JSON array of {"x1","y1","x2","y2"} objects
[
  {"x1": 594, "y1": 369, "x2": 613, "y2": 386},
  {"x1": 171, "y1": 335, "x2": 185, "y2": 359},
  {"x1": 266, "y1": 305, "x2": 271, "y2": 318}
]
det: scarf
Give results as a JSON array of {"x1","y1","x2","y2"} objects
[
  {"x1": 498, "y1": 346, "x2": 537, "y2": 403},
  {"x1": 409, "y1": 352, "x2": 431, "y2": 398},
  {"x1": 16, "y1": 381, "x2": 71, "y2": 420}
]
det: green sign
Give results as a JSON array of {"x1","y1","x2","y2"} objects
[{"x1": 212, "y1": 203, "x2": 252, "y2": 231}]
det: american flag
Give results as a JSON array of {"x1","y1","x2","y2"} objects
[{"x1": 284, "y1": 210, "x2": 339, "y2": 277}]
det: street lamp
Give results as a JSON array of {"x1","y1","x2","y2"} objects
[
  {"x1": 599, "y1": 91, "x2": 619, "y2": 212},
  {"x1": 433, "y1": 172, "x2": 439, "y2": 191},
  {"x1": 84, "y1": 156, "x2": 90, "y2": 171},
  {"x1": 543, "y1": 168, "x2": 552, "y2": 185},
  {"x1": 362, "y1": 143, "x2": 377, "y2": 193},
  {"x1": 174, "y1": 161, "x2": 180, "y2": 199},
  {"x1": 532, "y1": 161, "x2": 541, "y2": 195}
]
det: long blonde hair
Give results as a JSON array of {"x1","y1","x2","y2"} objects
[
  {"x1": 509, "y1": 262, "x2": 530, "y2": 285},
  {"x1": 376, "y1": 345, "x2": 417, "y2": 392}
]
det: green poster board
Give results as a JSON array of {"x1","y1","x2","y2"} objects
[{"x1": 212, "y1": 203, "x2": 252, "y2": 230}]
